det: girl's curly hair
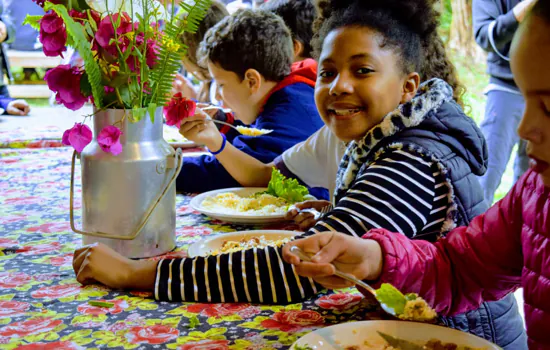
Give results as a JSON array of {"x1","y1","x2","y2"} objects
[{"x1": 312, "y1": 0, "x2": 465, "y2": 107}]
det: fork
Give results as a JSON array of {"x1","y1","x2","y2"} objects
[
  {"x1": 289, "y1": 245, "x2": 399, "y2": 318},
  {"x1": 290, "y1": 203, "x2": 333, "y2": 221}
]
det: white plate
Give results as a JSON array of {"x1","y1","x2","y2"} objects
[
  {"x1": 187, "y1": 230, "x2": 300, "y2": 257},
  {"x1": 190, "y1": 187, "x2": 309, "y2": 224},
  {"x1": 291, "y1": 320, "x2": 500, "y2": 349}
]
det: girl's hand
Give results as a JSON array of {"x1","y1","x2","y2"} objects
[
  {"x1": 286, "y1": 200, "x2": 333, "y2": 231},
  {"x1": 72, "y1": 243, "x2": 157, "y2": 291},
  {"x1": 7, "y1": 100, "x2": 31, "y2": 116},
  {"x1": 282, "y1": 231, "x2": 383, "y2": 290},
  {"x1": 179, "y1": 108, "x2": 224, "y2": 150}
]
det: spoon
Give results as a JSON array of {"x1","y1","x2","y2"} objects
[{"x1": 289, "y1": 245, "x2": 399, "y2": 318}]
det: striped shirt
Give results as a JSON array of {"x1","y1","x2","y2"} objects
[{"x1": 156, "y1": 149, "x2": 449, "y2": 303}]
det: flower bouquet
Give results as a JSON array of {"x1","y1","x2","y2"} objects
[
  {"x1": 25, "y1": 0, "x2": 209, "y2": 154},
  {"x1": 24, "y1": 0, "x2": 211, "y2": 258}
]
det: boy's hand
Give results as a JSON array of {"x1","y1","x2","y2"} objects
[
  {"x1": 72, "y1": 243, "x2": 157, "y2": 291},
  {"x1": 6, "y1": 100, "x2": 31, "y2": 116},
  {"x1": 172, "y1": 73, "x2": 197, "y2": 99},
  {"x1": 286, "y1": 200, "x2": 333, "y2": 231},
  {"x1": 282, "y1": 231, "x2": 383, "y2": 290},
  {"x1": 514, "y1": 0, "x2": 538, "y2": 22},
  {"x1": 179, "y1": 108, "x2": 224, "y2": 151}
]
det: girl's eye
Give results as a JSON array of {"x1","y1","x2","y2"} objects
[
  {"x1": 319, "y1": 70, "x2": 335, "y2": 79},
  {"x1": 356, "y1": 67, "x2": 374, "y2": 75}
]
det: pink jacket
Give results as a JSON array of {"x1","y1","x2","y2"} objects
[{"x1": 365, "y1": 169, "x2": 549, "y2": 349}]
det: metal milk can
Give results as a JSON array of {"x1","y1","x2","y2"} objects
[{"x1": 69, "y1": 108, "x2": 183, "y2": 258}]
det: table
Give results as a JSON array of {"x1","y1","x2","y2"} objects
[{"x1": 0, "y1": 147, "x2": 385, "y2": 349}]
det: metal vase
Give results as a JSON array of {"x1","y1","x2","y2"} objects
[{"x1": 71, "y1": 108, "x2": 182, "y2": 258}]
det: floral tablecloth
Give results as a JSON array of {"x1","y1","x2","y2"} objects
[{"x1": 0, "y1": 147, "x2": 385, "y2": 349}]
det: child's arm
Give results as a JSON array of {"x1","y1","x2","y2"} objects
[{"x1": 362, "y1": 172, "x2": 526, "y2": 316}]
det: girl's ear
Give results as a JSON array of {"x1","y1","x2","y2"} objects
[
  {"x1": 244, "y1": 68, "x2": 262, "y2": 94},
  {"x1": 401, "y1": 72, "x2": 420, "y2": 104},
  {"x1": 293, "y1": 39, "x2": 304, "y2": 61}
]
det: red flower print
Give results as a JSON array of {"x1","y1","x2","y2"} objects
[
  {"x1": 187, "y1": 303, "x2": 261, "y2": 319},
  {"x1": 15, "y1": 341, "x2": 84, "y2": 350},
  {"x1": 0, "y1": 238, "x2": 18, "y2": 248},
  {"x1": 26, "y1": 223, "x2": 71, "y2": 234},
  {"x1": 176, "y1": 226, "x2": 213, "y2": 238},
  {"x1": 0, "y1": 272, "x2": 32, "y2": 289},
  {"x1": 178, "y1": 340, "x2": 230, "y2": 350},
  {"x1": 77, "y1": 299, "x2": 128, "y2": 315},
  {"x1": 17, "y1": 242, "x2": 62, "y2": 255},
  {"x1": 125, "y1": 325, "x2": 179, "y2": 345},
  {"x1": 315, "y1": 293, "x2": 363, "y2": 311},
  {"x1": 177, "y1": 206, "x2": 200, "y2": 215},
  {"x1": 31, "y1": 284, "x2": 82, "y2": 299},
  {"x1": 260, "y1": 310, "x2": 324, "y2": 333},
  {"x1": 33, "y1": 273, "x2": 61, "y2": 282},
  {"x1": 4, "y1": 197, "x2": 42, "y2": 205},
  {"x1": 49, "y1": 253, "x2": 74, "y2": 267},
  {"x1": 0, "y1": 317, "x2": 63, "y2": 338},
  {"x1": 0, "y1": 301, "x2": 30, "y2": 317}
]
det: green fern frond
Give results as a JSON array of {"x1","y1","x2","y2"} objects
[
  {"x1": 45, "y1": 3, "x2": 104, "y2": 108},
  {"x1": 22, "y1": 15, "x2": 42, "y2": 31},
  {"x1": 147, "y1": 0, "x2": 211, "y2": 106}
]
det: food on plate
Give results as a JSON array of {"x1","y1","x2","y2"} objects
[
  {"x1": 376, "y1": 284, "x2": 437, "y2": 322},
  {"x1": 209, "y1": 235, "x2": 293, "y2": 255},
  {"x1": 200, "y1": 169, "x2": 310, "y2": 215},
  {"x1": 201, "y1": 192, "x2": 289, "y2": 215},
  {"x1": 298, "y1": 336, "x2": 487, "y2": 350},
  {"x1": 236, "y1": 125, "x2": 273, "y2": 137},
  {"x1": 163, "y1": 125, "x2": 190, "y2": 143}
]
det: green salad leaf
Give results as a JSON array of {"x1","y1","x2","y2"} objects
[
  {"x1": 376, "y1": 283, "x2": 407, "y2": 315},
  {"x1": 266, "y1": 168, "x2": 309, "y2": 203}
]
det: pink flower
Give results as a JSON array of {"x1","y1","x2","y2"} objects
[
  {"x1": 97, "y1": 125, "x2": 123, "y2": 155},
  {"x1": 315, "y1": 293, "x2": 363, "y2": 311},
  {"x1": 31, "y1": 284, "x2": 82, "y2": 299},
  {"x1": 177, "y1": 340, "x2": 230, "y2": 350},
  {"x1": 0, "y1": 318, "x2": 63, "y2": 339},
  {"x1": 260, "y1": 310, "x2": 324, "y2": 333},
  {"x1": 95, "y1": 13, "x2": 134, "y2": 57},
  {"x1": 45, "y1": 65, "x2": 89, "y2": 110},
  {"x1": 16, "y1": 341, "x2": 84, "y2": 350},
  {"x1": 39, "y1": 11, "x2": 67, "y2": 57},
  {"x1": 69, "y1": 9, "x2": 101, "y2": 28},
  {"x1": 62, "y1": 123, "x2": 93, "y2": 153},
  {"x1": 0, "y1": 301, "x2": 30, "y2": 317},
  {"x1": 163, "y1": 93, "x2": 196, "y2": 129},
  {"x1": 125, "y1": 325, "x2": 179, "y2": 345}
]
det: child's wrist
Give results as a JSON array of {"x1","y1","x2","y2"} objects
[
  {"x1": 127, "y1": 259, "x2": 157, "y2": 291},
  {"x1": 208, "y1": 133, "x2": 227, "y2": 155}
]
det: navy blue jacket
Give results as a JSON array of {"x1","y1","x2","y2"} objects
[{"x1": 176, "y1": 61, "x2": 323, "y2": 193}]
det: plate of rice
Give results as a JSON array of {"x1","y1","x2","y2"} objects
[
  {"x1": 291, "y1": 320, "x2": 500, "y2": 350},
  {"x1": 187, "y1": 230, "x2": 299, "y2": 257}
]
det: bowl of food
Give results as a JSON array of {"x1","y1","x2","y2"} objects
[
  {"x1": 190, "y1": 169, "x2": 314, "y2": 224},
  {"x1": 187, "y1": 230, "x2": 299, "y2": 257},
  {"x1": 291, "y1": 320, "x2": 500, "y2": 350}
]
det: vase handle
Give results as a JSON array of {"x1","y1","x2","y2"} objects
[{"x1": 69, "y1": 148, "x2": 184, "y2": 240}]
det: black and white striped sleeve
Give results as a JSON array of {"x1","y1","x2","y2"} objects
[
  {"x1": 154, "y1": 149, "x2": 446, "y2": 303},
  {"x1": 308, "y1": 149, "x2": 441, "y2": 239}
]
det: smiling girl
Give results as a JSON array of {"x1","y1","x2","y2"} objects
[{"x1": 73, "y1": 0, "x2": 524, "y2": 347}]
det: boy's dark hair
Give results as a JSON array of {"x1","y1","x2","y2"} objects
[
  {"x1": 260, "y1": 0, "x2": 316, "y2": 59},
  {"x1": 180, "y1": 0, "x2": 229, "y2": 72},
  {"x1": 198, "y1": 9, "x2": 293, "y2": 82},
  {"x1": 313, "y1": 0, "x2": 465, "y2": 107}
]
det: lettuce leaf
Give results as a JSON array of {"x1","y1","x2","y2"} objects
[
  {"x1": 376, "y1": 283, "x2": 407, "y2": 315},
  {"x1": 266, "y1": 168, "x2": 309, "y2": 203}
]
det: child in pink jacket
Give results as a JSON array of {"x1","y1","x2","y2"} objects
[{"x1": 284, "y1": 1, "x2": 550, "y2": 348}]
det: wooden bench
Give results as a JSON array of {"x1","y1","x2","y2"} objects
[{"x1": 5, "y1": 50, "x2": 62, "y2": 98}]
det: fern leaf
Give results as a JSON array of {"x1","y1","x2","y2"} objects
[
  {"x1": 147, "y1": 0, "x2": 211, "y2": 106},
  {"x1": 45, "y1": 3, "x2": 104, "y2": 108},
  {"x1": 23, "y1": 15, "x2": 42, "y2": 31}
]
